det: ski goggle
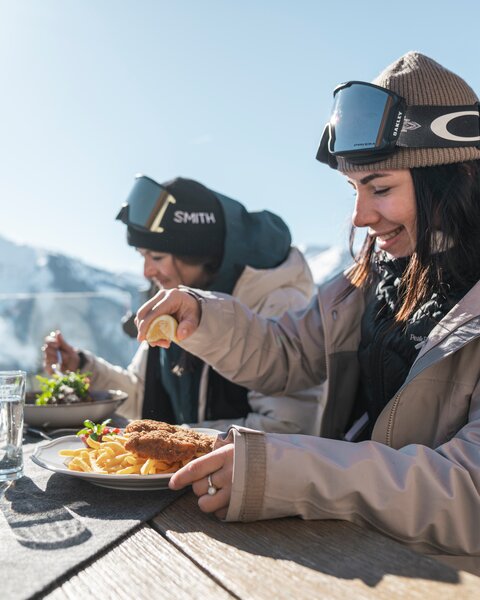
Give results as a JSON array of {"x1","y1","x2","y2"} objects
[
  {"x1": 116, "y1": 175, "x2": 176, "y2": 233},
  {"x1": 316, "y1": 81, "x2": 480, "y2": 167}
]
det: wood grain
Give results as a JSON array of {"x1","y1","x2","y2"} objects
[
  {"x1": 152, "y1": 492, "x2": 480, "y2": 600},
  {"x1": 40, "y1": 522, "x2": 233, "y2": 600}
]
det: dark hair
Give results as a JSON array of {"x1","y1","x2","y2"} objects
[
  {"x1": 172, "y1": 254, "x2": 222, "y2": 287},
  {"x1": 347, "y1": 161, "x2": 480, "y2": 321}
]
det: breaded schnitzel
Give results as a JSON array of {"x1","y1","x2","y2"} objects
[
  {"x1": 124, "y1": 419, "x2": 215, "y2": 463},
  {"x1": 125, "y1": 419, "x2": 177, "y2": 434}
]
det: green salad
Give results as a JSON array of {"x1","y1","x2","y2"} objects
[{"x1": 35, "y1": 371, "x2": 92, "y2": 405}]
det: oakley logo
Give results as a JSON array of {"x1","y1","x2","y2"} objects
[
  {"x1": 401, "y1": 118, "x2": 421, "y2": 132},
  {"x1": 173, "y1": 211, "x2": 217, "y2": 225},
  {"x1": 430, "y1": 111, "x2": 480, "y2": 142},
  {"x1": 392, "y1": 111, "x2": 403, "y2": 137}
]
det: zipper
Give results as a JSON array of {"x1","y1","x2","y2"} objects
[{"x1": 385, "y1": 389, "x2": 402, "y2": 447}]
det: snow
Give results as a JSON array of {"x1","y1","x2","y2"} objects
[
  {"x1": 307, "y1": 245, "x2": 351, "y2": 285},
  {"x1": 0, "y1": 234, "x2": 144, "y2": 372}
]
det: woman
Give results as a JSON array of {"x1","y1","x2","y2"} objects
[
  {"x1": 44, "y1": 175, "x2": 323, "y2": 434},
  {"x1": 136, "y1": 53, "x2": 480, "y2": 574}
]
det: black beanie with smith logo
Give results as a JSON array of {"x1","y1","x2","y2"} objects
[{"x1": 124, "y1": 176, "x2": 226, "y2": 260}]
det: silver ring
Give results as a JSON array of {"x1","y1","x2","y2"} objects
[{"x1": 207, "y1": 474, "x2": 217, "y2": 496}]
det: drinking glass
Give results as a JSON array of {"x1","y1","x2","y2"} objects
[{"x1": 0, "y1": 370, "x2": 26, "y2": 481}]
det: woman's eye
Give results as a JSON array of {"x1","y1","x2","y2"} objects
[{"x1": 374, "y1": 187, "x2": 391, "y2": 195}]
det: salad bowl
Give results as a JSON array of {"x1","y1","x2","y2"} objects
[{"x1": 24, "y1": 390, "x2": 128, "y2": 428}]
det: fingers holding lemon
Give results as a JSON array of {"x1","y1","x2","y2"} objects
[
  {"x1": 146, "y1": 314, "x2": 179, "y2": 345},
  {"x1": 136, "y1": 288, "x2": 202, "y2": 344}
]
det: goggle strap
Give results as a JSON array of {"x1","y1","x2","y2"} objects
[
  {"x1": 316, "y1": 124, "x2": 339, "y2": 167},
  {"x1": 398, "y1": 104, "x2": 480, "y2": 148},
  {"x1": 116, "y1": 204, "x2": 128, "y2": 223}
]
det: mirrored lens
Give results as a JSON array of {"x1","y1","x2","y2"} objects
[
  {"x1": 126, "y1": 177, "x2": 176, "y2": 231},
  {"x1": 330, "y1": 84, "x2": 392, "y2": 153}
]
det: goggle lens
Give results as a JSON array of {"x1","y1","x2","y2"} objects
[
  {"x1": 118, "y1": 176, "x2": 176, "y2": 232},
  {"x1": 330, "y1": 83, "x2": 395, "y2": 154}
]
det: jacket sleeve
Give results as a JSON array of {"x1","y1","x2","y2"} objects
[
  {"x1": 81, "y1": 342, "x2": 148, "y2": 420},
  {"x1": 181, "y1": 292, "x2": 327, "y2": 397},
  {"x1": 225, "y1": 382, "x2": 480, "y2": 555}
]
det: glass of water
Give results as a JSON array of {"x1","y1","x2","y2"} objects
[{"x1": 0, "y1": 371, "x2": 26, "y2": 481}]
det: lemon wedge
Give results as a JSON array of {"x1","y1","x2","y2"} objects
[{"x1": 146, "y1": 314, "x2": 179, "y2": 344}]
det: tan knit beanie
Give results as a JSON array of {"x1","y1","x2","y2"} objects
[{"x1": 336, "y1": 51, "x2": 480, "y2": 172}]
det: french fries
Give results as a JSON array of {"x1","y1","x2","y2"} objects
[{"x1": 59, "y1": 434, "x2": 192, "y2": 475}]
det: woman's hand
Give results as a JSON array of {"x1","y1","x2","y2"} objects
[
  {"x1": 135, "y1": 287, "x2": 201, "y2": 347},
  {"x1": 42, "y1": 330, "x2": 80, "y2": 374},
  {"x1": 169, "y1": 444, "x2": 234, "y2": 519}
]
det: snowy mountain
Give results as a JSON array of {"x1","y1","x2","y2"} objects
[
  {"x1": 0, "y1": 235, "x2": 351, "y2": 375},
  {"x1": 299, "y1": 244, "x2": 352, "y2": 285},
  {"x1": 0, "y1": 235, "x2": 146, "y2": 374}
]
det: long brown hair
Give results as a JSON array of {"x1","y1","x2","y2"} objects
[{"x1": 346, "y1": 161, "x2": 480, "y2": 321}]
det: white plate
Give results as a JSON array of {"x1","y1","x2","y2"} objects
[
  {"x1": 24, "y1": 390, "x2": 128, "y2": 428},
  {"x1": 31, "y1": 428, "x2": 221, "y2": 491}
]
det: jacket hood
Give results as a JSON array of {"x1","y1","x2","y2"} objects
[
  {"x1": 233, "y1": 247, "x2": 314, "y2": 309},
  {"x1": 209, "y1": 190, "x2": 292, "y2": 294}
]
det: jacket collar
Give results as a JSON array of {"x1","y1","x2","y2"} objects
[
  {"x1": 415, "y1": 279, "x2": 480, "y2": 358},
  {"x1": 408, "y1": 279, "x2": 480, "y2": 380}
]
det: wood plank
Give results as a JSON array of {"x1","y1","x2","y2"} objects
[
  {"x1": 152, "y1": 492, "x2": 480, "y2": 600},
  {"x1": 40, "y1": 523, "x2": 233, "y2": 600}
]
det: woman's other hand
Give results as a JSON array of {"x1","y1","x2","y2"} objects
[
  {"x1": 169, "y1": 444, "x2": 234, "y2": 519},
  {"x1": 135, "y1": 287, "x2": 201, "y2": 347},
  {"x1": 42, "y1": 330, "x2": 80, "y2": 374}
]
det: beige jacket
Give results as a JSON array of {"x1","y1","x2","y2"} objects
[
  {"x1": 181, "y1": 272, "x2": 480, "y2": 574},
  {"x1": 81, "y1": 248, "x2": 325, "y2": 434}
]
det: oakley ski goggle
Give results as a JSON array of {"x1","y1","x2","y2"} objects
[
  {"x1": 316, "y1": 81, "x2": 480, "y2": 167},
  {"x1": 116, "y1": 175, "x2": 176, "y2": 233}
]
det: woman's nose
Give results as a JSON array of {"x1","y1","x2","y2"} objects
[{"x1": 352, "y1": 192, "x2": 379, "y2": 229}]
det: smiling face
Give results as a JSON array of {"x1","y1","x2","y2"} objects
[
  {"x1": 345, "y1": 169, "x2": 417, "y2": 258},
  {"x1": 137, "y1": 249, "x2": 210, "y2": 289}
]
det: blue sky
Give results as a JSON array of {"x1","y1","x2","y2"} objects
[{"x1": 2, "y1": 0, "x2": 480, "y2": 273}]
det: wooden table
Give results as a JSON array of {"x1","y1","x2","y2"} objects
[{"x1": 38, "y1": 491, "x2": 479, "y2": 599}]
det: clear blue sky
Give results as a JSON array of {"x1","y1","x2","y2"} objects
[{"x1": 2, "y1": 0, "x2": 479, "y2": 273}]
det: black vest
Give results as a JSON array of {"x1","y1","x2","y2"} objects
[{"x1": 355, "y1": 256, "x2": 471, "y2": 437}]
